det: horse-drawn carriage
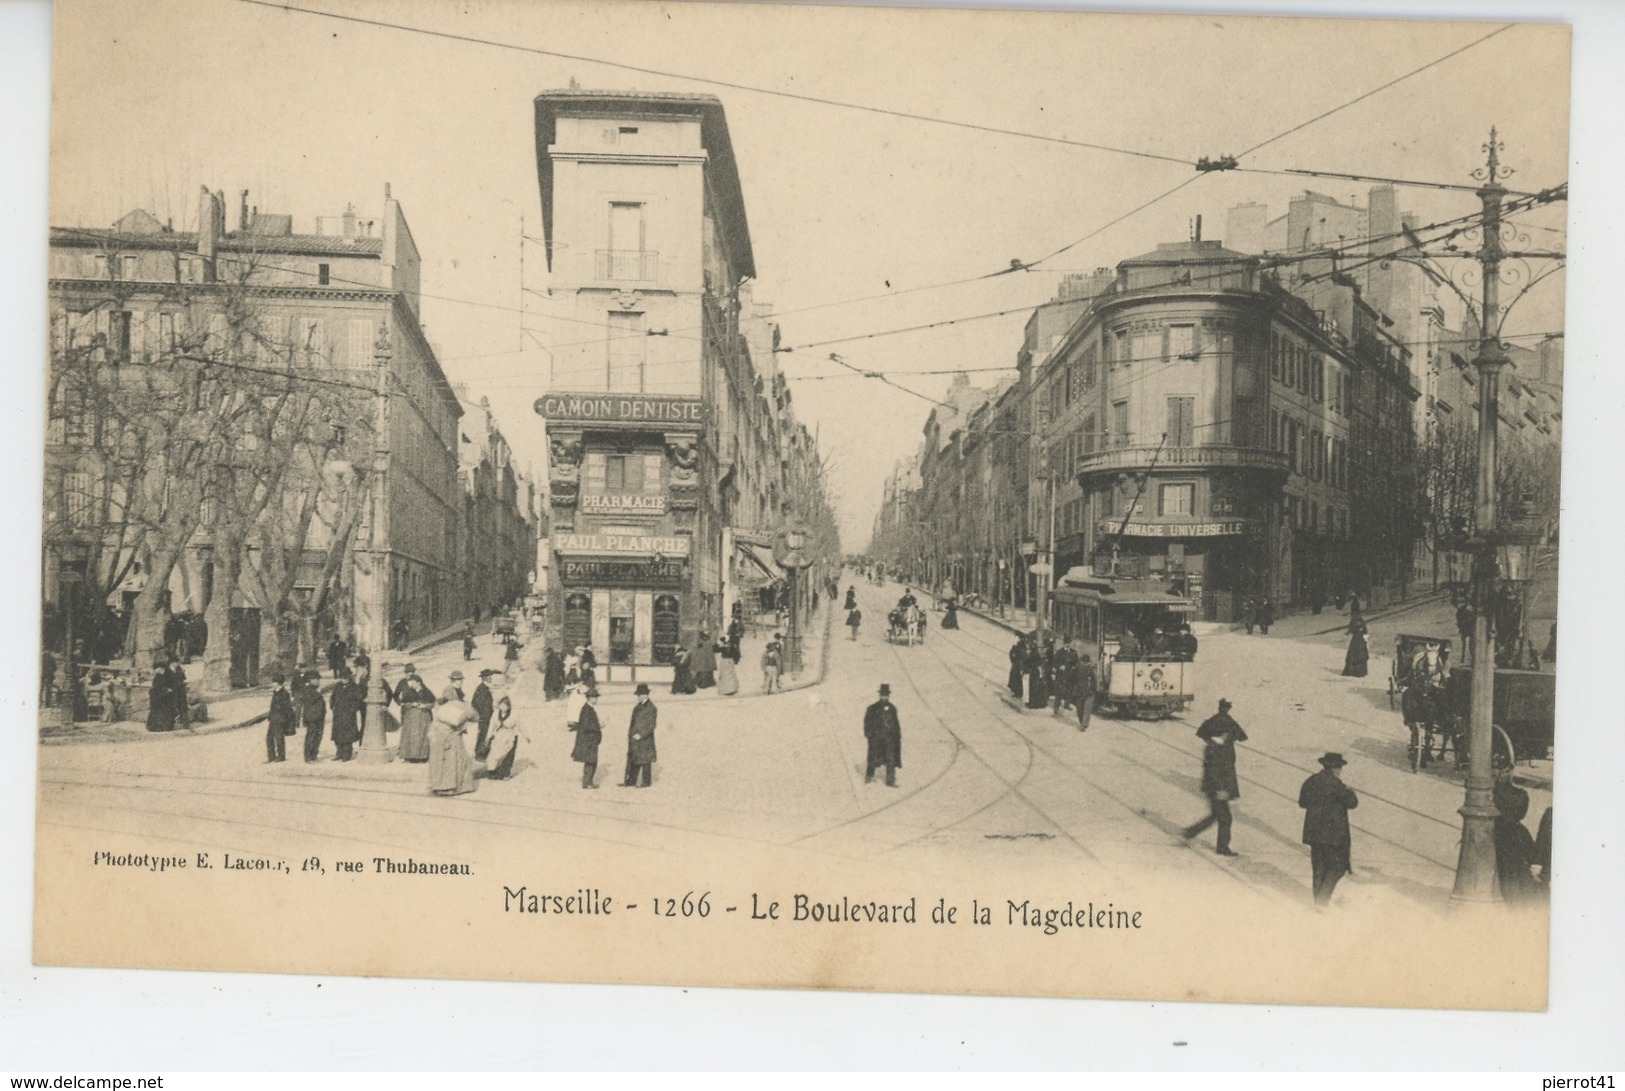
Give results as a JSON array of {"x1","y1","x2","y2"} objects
[
  {"x1": 1393, "y1": 630, "x2": 1555, "y2": 773},
  {"x1": 1391, "y1": 633, "x2": 1453, "y2": 771},
  {"x1": 886, "y1": 603, "x2": 926, "y2": 645}
]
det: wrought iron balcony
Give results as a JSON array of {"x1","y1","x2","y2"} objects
[
  {"x1": 1075, "y1": 443, "x2": 1289, "y2": 477},
  {"x1": 595, "y1": 250, "x2": 660, "y2": 283}
]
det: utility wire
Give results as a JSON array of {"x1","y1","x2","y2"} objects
[
  {"x1": 1235, "y1": 24, "x2": 1515, "y2": 159},
  {"x1": 236, "y1": 0, "x2": 1192, "y2": 167}
]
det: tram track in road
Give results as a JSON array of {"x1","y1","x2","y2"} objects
[
  {"x1": 904, "y1": 625, "x2": 1283, "y2": 898},
  {"x1": 925, "y1": 616, "x2": 1459, "y2": 877}
]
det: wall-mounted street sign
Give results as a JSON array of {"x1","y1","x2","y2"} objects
[
  {"x1": 773, "y1": 522, "x2": 815, "y2": 569},
  {"x1": 535, "y1": 392, "x2": 703, "y2": 427}
]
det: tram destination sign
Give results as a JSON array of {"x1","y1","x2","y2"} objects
[{"x1": 535, "y1": 393, "x2": 704, "y2": 427}]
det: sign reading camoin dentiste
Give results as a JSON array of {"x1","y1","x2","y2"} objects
[{"x1": 536, "y1": 393, "x2": 703, "y2": 426}]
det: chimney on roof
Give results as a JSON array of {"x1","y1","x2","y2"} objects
[
  {"x1": 384, "y1": 182, "x2": 392, "y2": 200},
  {"x1": 343, "y1": 203, "x2": 357, "y2": 238},
  {"x1": 240, "y1": 190, "x2": 249, "y2": 232},
  {"x1": 1194, "y1": 214, "x2": 1203, "y2": 242}
]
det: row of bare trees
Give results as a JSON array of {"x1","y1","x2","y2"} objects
[
  {"x1": 1413, "y1": 414, "x2": 1562, "y2": 578},
  {"x1": 46, "y1": 252, "x2": 377, "y2": 686}
]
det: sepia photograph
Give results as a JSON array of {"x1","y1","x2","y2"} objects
[{"x1": 19, "y1": 0, "x2": 1608, "y2": 1045}]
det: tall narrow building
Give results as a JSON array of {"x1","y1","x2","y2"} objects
[{"x1": 532, "y1": 90, "x2": 771, "y2": 679}]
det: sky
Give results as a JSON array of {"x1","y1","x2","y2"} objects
[{"x1": 47, "y1": 0, "x2": 1571, "y2": 551}]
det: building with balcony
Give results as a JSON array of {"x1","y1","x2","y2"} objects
[
  {"x1": 533, "y1": 90, "x2": 837, "y2": 676},
  {"x1": 1026, "y1": 235, "x2": 1419, "y2": 621}
]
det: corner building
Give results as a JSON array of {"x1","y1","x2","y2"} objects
[
  {"x1": 1036, "y1": 239, "x2": 1417, "y2": 620},
  {"x1": 533, "y1": 90, "x2": 757, "y2": 679}
]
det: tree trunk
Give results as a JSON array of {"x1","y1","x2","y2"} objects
[
  {"x1": 201, "y1": 532, "x2": 240, "y2": 692},
  {"x1": 129, "y1": 542, "x2": 184, "y2": 672}
]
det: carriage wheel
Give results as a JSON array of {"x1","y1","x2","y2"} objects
[{"x1": 1492, "y1": 723, "x2": 1518, "y2": 769}]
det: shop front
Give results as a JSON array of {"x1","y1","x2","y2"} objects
[
  {"x1": 553, "y1": 534, "x2": 692, "y2": 682},
  {"x1": 1093, "y1": 518, "x2": 1261, "y2": 622}
]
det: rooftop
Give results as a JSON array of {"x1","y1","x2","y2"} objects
[{"x1": 533, "y1": 88, "x2": 755, "y2": 279}]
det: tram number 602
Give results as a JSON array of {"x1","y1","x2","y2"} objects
[{"x1": 652, "y1": 891, "x2": 711, "y2": 918}]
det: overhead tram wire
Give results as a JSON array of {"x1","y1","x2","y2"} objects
[
  {"x1": 1018, "y1": 23, "x2": 1518, "y2": 274},
  {"x1": 774, "y1": 201, "x2": 1531, "y2": 358},
  {"x1": 234, "y1": 2, "x2": 1519, "y2": 342},
  {"x1": 237, "y1": 0, "x2": 1192, "y2": 168},
  {"x1": 202, "y1": 10, "x2": 1532, "y2": 385}
]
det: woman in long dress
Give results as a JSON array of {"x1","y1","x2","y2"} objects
[
  {"x1": 671, "y1": 645, "x2": 693, "y2": 694},
  {"x1": 1341, "y1": 629, "x2": 1370, "y2": 677},
  {"x1": 396, "y1": 672, "x2": 434, "y2": 762},
  {"x1": 145, "y1": 663, "x2": 175, "y2": 732},
  {"x1": 691, "y1": 634, "x2": 716, "y2": 690},
  {"x1": 483, "y1": 696, "x2": 526, "y2": 780},
  {"x1": 428, "y1": 699, "x2": 477, "y2": 796},
  {"x1": 715, "y1": 638, "x2": 739, "y2": 696}
]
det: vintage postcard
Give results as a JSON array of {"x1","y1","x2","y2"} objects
[{"x1": 34, "y1": 0, "x2": 1569, "y2": 1010}]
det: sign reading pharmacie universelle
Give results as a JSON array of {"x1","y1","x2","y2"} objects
[
  {"x1": 554, "y1": 532, "x2": 692, "y2": 556},
  {"x1": 535, "y1": 392, "x2": 704, "y2": 427},
  {"x1": 1099, "y1": 519, "x2": 1256, "y2": 538}
]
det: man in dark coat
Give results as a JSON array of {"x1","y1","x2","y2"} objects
[
  {"x1": 1172, "y1": 625, "x2": 1199, "y2": 661},
  {"x1": 301, "y1": 679, "x2": 328, "y2": 762},
  {"x1": 1074, "y1": 653, "x2": 1097, "y2": 732},
  {"x1": 471, "y1": 669, "x2": 496, "y2": 760},
  {"x1": 327, "y1": 636, "x2": 347, "y2": 678},
  {"x1": 623, "y1": 683, "x2": 658, "y2": 788},
  {"x1": 1299, "y1": 752, "x2": 1359, "y2": 905},
  {"x1": 1257, "y1": 598, "x2": 1274, "y2": 635},
  {"x1": 266, "y1": 673, "x2": 294, "y2": 763},
  {"x1": 1493, "y1": 775, "x2": 1540, "y2": 903},
  {"x1": 571, "y1": 688, "x2": 603, "y2": 789},
  {"x1": 329, "y1": 671, "x2": 362, "y2": 761},
  {"x1": 1023, "y1": 640, "x2": 1047, "y2": 709},
  {"x1": 863, "y1": 683, "x2": 903, "y2": 787},
  {"x1": 1051, "y1": 642, "x2": 1078, "y2": 716},
  {"x1": 1181, "y1": 698, "x2": 1247, "y2": 856}
]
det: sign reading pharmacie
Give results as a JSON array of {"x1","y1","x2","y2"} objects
[
  {"x1": 535, "y1": 392, "x2": 703, "y2": 428},
  {"x1": 560, "y1": 559, "x2": 686, "y2": 588},
  {"x1": 580, "y1": 493, "x2": 667, "y2": 515},
  {"x1": 554, "y1": 532, "x2": 692, "y2": 557},
  {"x1": 1100, "y1": 519, "x2": 1255, "y2": 538}
]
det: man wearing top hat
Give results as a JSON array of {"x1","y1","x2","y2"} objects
[
  {"x1": 470, "y1": 668, "x2": 497, "y2": 761},
  {"x1": 1181, "y1": 698, "x2": 1247, "y2": 855},
  {"x1": 623, "y1": 682, "x2": 658, "y2": 788},
  {"x1": 1298, "y1": 752, "x2": 1359, "y2": 906},
  {"x1": 863, "y1": 683, "x2": 903, "y2": 787}
]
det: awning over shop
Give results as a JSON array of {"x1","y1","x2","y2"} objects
[{"x1": 735, "y1": 541, "x2": 782, "y2": 582}]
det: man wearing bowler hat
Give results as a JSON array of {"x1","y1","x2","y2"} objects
[
  {"x1": 1299, "y1": 752, "x2": 1359, "y2": 906},
  {"x1": 471, "y1": 668, "x2": 497, "y2": 761},
  {"x1": 1181, "y1": 698, "x2": 1247, "y2": 856},
  {"x1": 863, "y1": 683, "x2": 903, "y2": 787},
  {"x1": 623, "y1": 682, "x2": 659, "y2": 788}
]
